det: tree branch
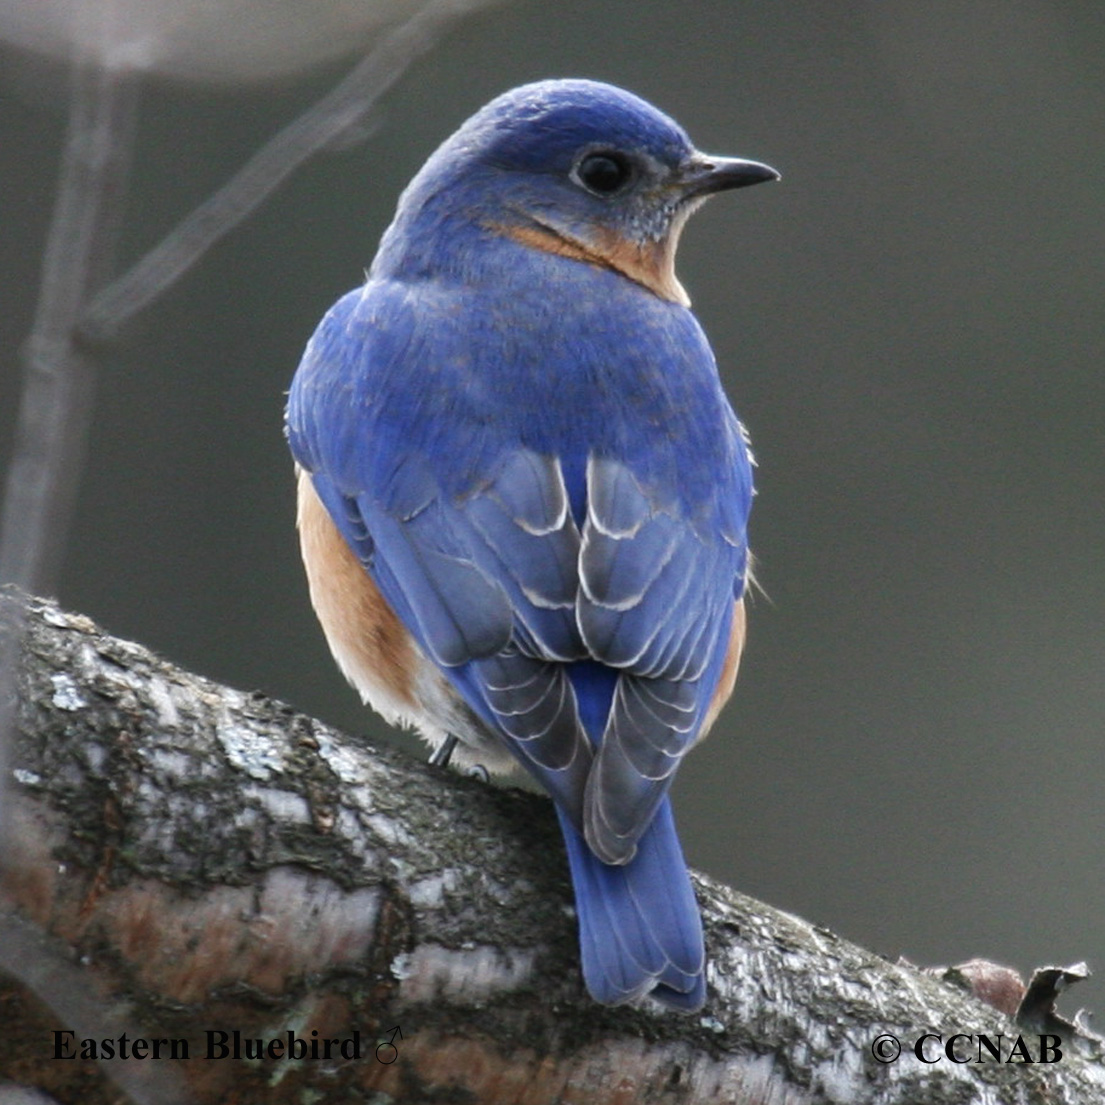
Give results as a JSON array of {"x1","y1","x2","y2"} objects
[
  {"x1": 77, "y1": 0, "x2": 487, "y2": 344},
  {"x1": 2, "y1": 591, "x2": 1102, "y2": 1104},
  {"x1": 0, "y1": 61, "x2": 137, "y2": 595}
]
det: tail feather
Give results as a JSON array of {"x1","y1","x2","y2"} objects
[{"x1": 557, "y1": 798, "x2": 705, "y2": 1010}]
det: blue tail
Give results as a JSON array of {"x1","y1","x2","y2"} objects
[{"x1": 557, "y1": 798, "x2": 706, "y2": 1010}]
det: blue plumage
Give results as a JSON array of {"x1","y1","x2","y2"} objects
[{"x1": 287, "y1": 79, "x2": 776, "y2": 1010}]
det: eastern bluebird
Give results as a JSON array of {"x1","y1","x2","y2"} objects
[{"x1": 286, "y1": 79, "x2": 777, "y2": 1011}]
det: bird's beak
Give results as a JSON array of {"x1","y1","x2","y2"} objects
[{"x1": 676, "y1": 154, "x2": 780, "y2": 199}]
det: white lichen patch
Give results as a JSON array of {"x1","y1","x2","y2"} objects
[
  {"x1": 74, "y1": 642, "x2": 144, "y2": 709},
  {"x1": 334, "y1": 805, "x2": 373, "y2": 859},
  {"x1": 50, "y1": 672, "x2": 86, "y2": 711},
  {"x1": 42, "y1": 605, "x2": 73, "y2": 628},
  {"x1": 145, "y1": 747, "x2": 196, "y2": 781},
  {"x1": 408, "y1": 869, "x2": 460, "y2": 909},
  {"x1": 365, "y1": 813, "x2": 416, "y2": 851},
  {"x1": 313, "y1": 729, "x2": 375, "y2": 785},
  {"x1": 344, "y1": 784, "x2": 377, "y2": 813},
  {"x1": 145, "y1": 675, "x2": 181, "y2": 728},
  {"x1": 242, "y1": 783, "x2": 311, "y2": 825},
  {"x1": 39, "y1": 603, "x2": 96, "y2": 632},
  {"x1": 232, "y1": 805, "x2": 261, "y2": 831},
  {"x1": 217, "y1": 711, "x2": 285, "y2": 781},
  {"x1": 132, "y1": 785, "x2": 199, "y2": 861},
  {"x1": 394, "y1": 943, "x2": 536, "y2": 1003},
  {"x1": 390, "y1": 951, "x2": 414, "y2": 980},
  {"x1": 255, "y1": 867, "x2": 380, "y2": 963},
  {"x1": 12, "y1": 768, "x2": 43, "y2": 787}
]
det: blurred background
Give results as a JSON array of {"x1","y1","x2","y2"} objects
[{"x1": 3, "y1": 0, "x2": 1103, "y2": 1016}]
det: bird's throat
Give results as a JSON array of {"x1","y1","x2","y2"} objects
[{"x1": 499, "y1": 219, "x2": 690, "y2": 307}]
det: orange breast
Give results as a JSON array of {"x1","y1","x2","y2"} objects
[
  {"x1": 295, "y1": 467, "x2": 417, "y2": 711},
  {"x1": 699, "y1": 598, "x2": 747, "y2": 739}
]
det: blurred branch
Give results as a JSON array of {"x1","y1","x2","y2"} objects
[
  {"x1": 3, "y1": 593, "x2": 1104, "y2": 1104},
  {"x1": 79, "y1": 0, "x2": 482, "y2": 343},
  {"x1": 0, "y1": 60, "x2": 136, "y2": 597}
]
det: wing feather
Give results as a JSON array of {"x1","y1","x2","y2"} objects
[{"x1": 577, "y1": 456, "x2": 747, "y2": 864}]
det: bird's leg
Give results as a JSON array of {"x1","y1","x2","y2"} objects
[
  {"x1": 428, "y1": 733, "x2": 459, "y2": 768},
  {"x1": 428, "y1": 734, "x2": 489, "y2": 782}
]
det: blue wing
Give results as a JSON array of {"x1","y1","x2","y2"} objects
[
  {"x1": 287, "y1": 276, "x2": 752, "y2": 861},
  {"x1": 577, "y1": 454, "x2": 748, "y2": 863}
]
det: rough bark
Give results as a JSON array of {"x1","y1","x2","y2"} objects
[{"x1": 1, "y1": 591, "x2": 1102, "y2": 1104}]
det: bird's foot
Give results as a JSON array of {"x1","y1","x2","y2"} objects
[{"x1": 428, "y1": 734, "x2": 489, "y2": 782}]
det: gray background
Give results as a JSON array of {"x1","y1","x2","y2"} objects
[{"x1": 4, "y1": 1, "x2": 1104, "y2": 1017}]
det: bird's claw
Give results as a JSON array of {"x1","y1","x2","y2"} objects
[{"x1": 428, "y1": 733, "x2": 459, "y2": 768}]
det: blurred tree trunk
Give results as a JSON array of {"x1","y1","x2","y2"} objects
[{"x1": 1, "y1": 591, "x2": 1102, "y2": 1105}]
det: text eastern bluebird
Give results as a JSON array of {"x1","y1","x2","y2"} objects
[{"x1": 286, "y1": 78, "x2": 777, "y2": 1011}]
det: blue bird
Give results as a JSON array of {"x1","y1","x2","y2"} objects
[{"x1": 286, "y1": 78, "x2": 777, "y2": 1011}]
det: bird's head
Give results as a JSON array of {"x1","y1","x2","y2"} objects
[{"x1": 379, "y1": 79, "x2": 778, "y2": 305}]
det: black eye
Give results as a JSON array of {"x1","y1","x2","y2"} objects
[{"x1": 574, "y1": 151, "x2": 633, "y2": 196}]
